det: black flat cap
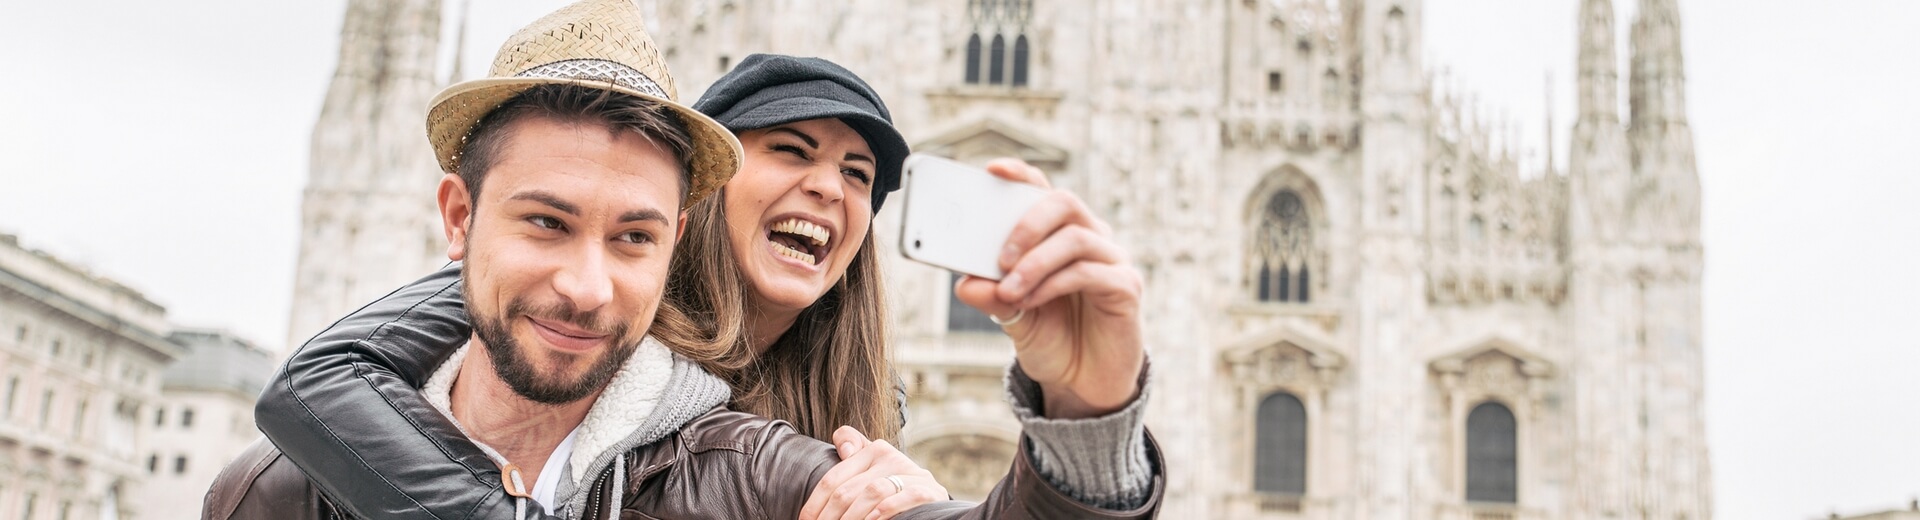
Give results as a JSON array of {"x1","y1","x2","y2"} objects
[{"x1": 693, "y1": 54, "x2": 908, "y2": 211}]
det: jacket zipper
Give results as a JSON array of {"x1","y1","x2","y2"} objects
[{"x1": 584, "y1": 463, "x2": 615, "y2": 519}]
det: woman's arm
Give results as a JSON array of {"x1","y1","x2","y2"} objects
[
  {"x1": 755, "y1": 403, "x2": 1165, "y2": 520},
  {"x1": 255, "y1": 263, "x2": 551, "y2": 519}
]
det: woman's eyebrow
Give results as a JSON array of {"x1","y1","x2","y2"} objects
[{"x1": 767, "y1": 127, "x2": 818, "y2": 148}]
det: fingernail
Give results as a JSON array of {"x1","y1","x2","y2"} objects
[
  {"x1": 1000, "y1": 243, "x2": 1021, "y2": 267},
  {"x1": 840, "y1": 442, "x2": 855, "y2": 453},
  {"x1": 1002, "y1": 272, "x2": 1024, "y2": 295}
]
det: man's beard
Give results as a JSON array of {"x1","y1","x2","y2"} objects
[{"x1": 468, "y1": 283, "x2": 638, "y2": 405}]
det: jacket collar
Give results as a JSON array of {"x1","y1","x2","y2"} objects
[{"x1": 421, "y1": 336, "x2": 731, "y2": 517}]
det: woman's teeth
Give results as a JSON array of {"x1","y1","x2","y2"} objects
[
  {"x1": 772, "y1": 219, "x2": 830, "y2": 246},
  {"x1": 773, "y1": 241, "x2": 816, "y2": 264}
]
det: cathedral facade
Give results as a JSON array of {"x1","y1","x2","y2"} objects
[{"x1": 288, "y1": 0, "x2": 1709, "y2": 518}]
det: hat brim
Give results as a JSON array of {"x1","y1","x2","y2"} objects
[{"x1": 426, "y1": 76, "x2": 743, "y2": 208}]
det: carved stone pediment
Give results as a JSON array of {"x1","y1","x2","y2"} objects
[
  {"x1": 1221, "y1": 322, "x2": 1346, "y2": 389},
  {"x1": 912, "y1": 119, "x2": 1069, "y2": 173},
  {"x1": 1429, "y1": 333, "x2": 1554, "y2": 395}
]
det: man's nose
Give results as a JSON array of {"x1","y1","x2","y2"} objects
[{"x1": 551, "y1": 245, "x2": 614, "y2": 314}]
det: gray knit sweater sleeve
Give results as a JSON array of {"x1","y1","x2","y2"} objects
[{"x1": 1005, "y1": 359, "x2": 1154, "y2": 510}]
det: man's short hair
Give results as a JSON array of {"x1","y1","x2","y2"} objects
[{"x1": 456, "y1": 84, "x2": 697, "y2": 206}]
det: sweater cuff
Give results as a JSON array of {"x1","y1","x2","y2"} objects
[{"x1": 1005, "y1": 359, "x2": 1154, "y2": 510}]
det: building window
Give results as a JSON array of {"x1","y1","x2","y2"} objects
[
  {"x1": 3, "y1": 376, "x2": 16, "y2": 417},
  {"x1": 963, "y1": 0, "x2": 1034, "y2": 88},
  {"x1": 718, "y1": 54, "x2": 730, "y2": 72},
  {"x1": 1011, "y1": 35, "x2": 1030, "y2": 87},
  {"x1": 1465, "y1": 401, "x2": 1518, "y2": 503},
  {"x1": 72, "y1": 399, "x2": 87, "y2": 437},
  {"x1": 964, "y1": 34, "x2": 983, "y2": 84},
  {"x1": 182, "y1": 408, "x2": 195, "y2": 429},
  {"x1": 1322, "y1": 69, "x2": 1340, "y2": 106},
  {"x1": 174, "y1": 455, "x2": 188, "y2": 475},
  {"x1": 148, "y1": 454, "x2": 159, "y2": 474},
  {"x1": 947, "y1": 273, "x2": 1001, "y2": 333},
  {"x1": 155, "y1": 407, "x2": 165, "y2": 427},
  {"x1": 1254, "y1": 392, "x2": 1307, "y2": 495},
  {"x1": 1252, "y1": 190, "x2": 1314, "y2": 303},
  {"x1": 38, "y1": 390, "x2": 53, "y2": 429},
  {"x1": 22, "y1": 493, "x2": 37, "y2": 520},
  {"x1": 988, "y1": 34, "x2": 1007, "y2": 84},
  {"x1": 1267, "y1": 71, "x2": 1283, "y2": 93}
]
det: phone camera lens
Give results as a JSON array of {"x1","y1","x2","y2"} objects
[{"x1": 913, "y1": 239, "x2": 922, "y2": 249}]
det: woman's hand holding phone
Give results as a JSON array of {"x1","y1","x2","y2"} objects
[{"x1": 951, "y1": 158, "x2": 1146, "y2": 420}]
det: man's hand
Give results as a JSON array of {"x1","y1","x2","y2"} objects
[
  {"x1": 799, "y1": 426, "x2": 948, "y2": 520},
  {"x1": 954, "y1": 158, "x2": 1146, "y2": 419}
]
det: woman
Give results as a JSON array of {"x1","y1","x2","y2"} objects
[{"x1": 256, "y1": 54, "x2": 1155, "y2": 520}]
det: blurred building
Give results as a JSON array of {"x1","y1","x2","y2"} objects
[
  {"x1": 292, "y1": 0, "x2": 1711, "y2": 518},
  {"x1": 281, "y1": 0, "x2": 450, "y2": 359},
  {"x1": 1832, "y1": 499, "x2": 1920, "y2": 520},
  {"x1": 136, "y1": 329, "x2": 273, "y2": 520},
  {"x1": 0, "y1": 232, "x2": 182, "y2": 520},
  {"x1": 648, "y1": 0, "x2": 1709, "y2": 517}
]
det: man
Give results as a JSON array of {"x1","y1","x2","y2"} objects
[{"x1": 205, "y1": 1, "x2": 1161, "y2": 519}]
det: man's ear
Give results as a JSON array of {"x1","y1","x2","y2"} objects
[
  {"x1": 673, "y1": 210, "x2": 689, "y2": 243},
  {"x1": 437, "y1": 173, "x2": 473, "y2": 261}
]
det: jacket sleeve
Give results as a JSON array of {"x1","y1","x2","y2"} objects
[
  {"x1": 750, "y1": 419, "x2": 1167, "y2": 520},
  {"x1": 253, "y1": 263, "x2": 558, "y2": 520},
  {"x1": 890, "y1": 431, "x2": 1166, "y2": 520}
]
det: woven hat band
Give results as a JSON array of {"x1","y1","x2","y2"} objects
[{"x1": 516, "y1": 59, "x2": 668, "y2": 99}]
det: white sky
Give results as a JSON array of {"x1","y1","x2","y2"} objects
[{"x1": 1, "y1": 1, "x2": 1915, "y2": 517}]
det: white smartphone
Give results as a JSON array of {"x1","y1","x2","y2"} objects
[{"x1": 898, "y1": 154, "x2": 1048, "y2": 280}]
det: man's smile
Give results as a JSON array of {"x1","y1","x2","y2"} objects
[{"x1": 527, "y1": 316, "x2": 608, "y2": 353}]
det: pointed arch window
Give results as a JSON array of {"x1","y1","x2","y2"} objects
[
  {"x1": 965, "y1": 34, "x2": 984, "y2": 84},
  {"x1": 988, "y1": 35, "x2": 1007, "y2": 84},
  {"x1": 1385, "y1": 7, "x2": 1410, "y2": 56},
  {"x1": 1253, "y1": 190, "x2": 1314, "y2": 303},
  {"x1": 1465, "y1": 401, "x2": 1518, "y2": 503},
  {"x1": 1012, "y1": 35, "x2": 1030, "y2": 87},
  {"x1": 1322, "y1": 69, "x2": 1341, "y2": 107},
  {"x1": 1255, "y1": 392, "x2": 1308, "y2": 495},
  {"x1": 962, "y1": 0, "x2": 1035, "y2": 88}
]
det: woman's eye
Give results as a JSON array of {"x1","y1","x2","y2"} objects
[
  {"x1": 529, "y1": 216, "x2": 564, "y2": 230},
  {"x1": 843, "y1": 168, "x2": 872, "y2": 184},
  {"x1": 773, "y1": 144, "x2": 810, "y2": 160},
  {"x1": 618, "y1": 231, "x2": 655, "y2": 244}
]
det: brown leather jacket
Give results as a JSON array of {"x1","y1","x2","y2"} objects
[
  {"x1": 210, "y1": 265, "x2": 1163, "y2": 519},
  {"x1": 205, "y1": 409, "x2": 1163, "y2": 520}
]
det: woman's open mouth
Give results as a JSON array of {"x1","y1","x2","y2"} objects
[{"x1": 767, "y1": 217, "x2": 830, "y2": 266}]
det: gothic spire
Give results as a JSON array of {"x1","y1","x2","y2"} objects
[
  {"x1": 1630, "y1": 0, "x2": 1687, "y2": 128},
  {"x1": 1576, "y1": 0, "x2": 1619, "y2": 123}
]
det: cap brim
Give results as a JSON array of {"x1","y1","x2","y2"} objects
[
  {"x1": 426, "y1": 77, "x2": 743, "y2": 208},
  {"x1": 718, "y1": 96, "x2": 908, "y2": 199}
]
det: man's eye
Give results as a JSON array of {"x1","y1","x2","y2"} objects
[
  {"x1": 529, "y1": 216, "x2": 565, "y2": 230},
  {"x1": 618, "y1": 231, "x2": 654, "y2": 244}
]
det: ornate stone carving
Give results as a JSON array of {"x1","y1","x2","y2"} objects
[{"x1": 912, "y1": 434, "x2": 1020, "y2": 502}]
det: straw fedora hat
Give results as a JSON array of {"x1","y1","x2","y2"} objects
[{"x1": 425, "y1": 0, "x2": 741, "y2": 207}]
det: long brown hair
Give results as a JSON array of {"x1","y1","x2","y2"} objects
[{"x1": 650, "y1": 190, "x2": 900, "y2": 444}]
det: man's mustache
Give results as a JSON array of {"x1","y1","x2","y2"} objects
[{"x1": 505, "y1": 298, "x2": 622, "y2": 338}]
